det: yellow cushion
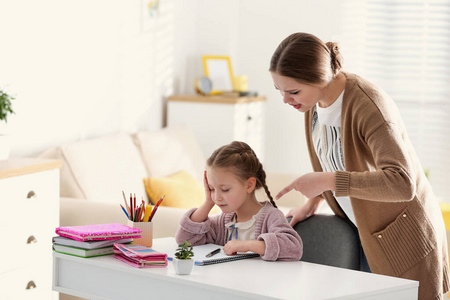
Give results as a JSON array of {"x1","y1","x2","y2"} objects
[{"x1": 143, "y1": 170, "x2": 205, "y2": 209}]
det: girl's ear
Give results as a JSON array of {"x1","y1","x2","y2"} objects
[{"x1": 246, "y1": 177, "x2": 257, "y2": 193}]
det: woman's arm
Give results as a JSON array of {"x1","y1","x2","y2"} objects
[
  {"x1": 276, "y1": 172, "x2": 335, "y2": 200},
  {"x1": 336, "y1": 123, "x2": 416, "y2": 202}
]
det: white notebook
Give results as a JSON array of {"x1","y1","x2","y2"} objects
[
  {"x1": 167, "y1": 243, "x2": 259, "y2": 266},
  {"x1": 52, "y1": 236, "x2": 132, "y2": 250}
]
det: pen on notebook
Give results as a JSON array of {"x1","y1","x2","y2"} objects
[
  {"x1": 206, "y1": 248, "x2": 221, "y2": 258},
  {"x1": 120, "y1": 204, "x2": 130, "y2": 220}
]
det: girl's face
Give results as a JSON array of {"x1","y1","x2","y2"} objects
[
  {"x1": 270, "y1": 72, "x2": 323, "y2": 112},
  {"x1": 206, "y1": 166, "x2": 254, "y2": 214}
]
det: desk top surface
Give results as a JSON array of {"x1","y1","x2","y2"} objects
[{"x1": 53, "y1": 237, "x2": 418, "y2": 300}]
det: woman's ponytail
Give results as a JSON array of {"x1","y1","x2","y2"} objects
[{"x1": 325, "y1": 42, "x2": 343, "y2": 77}]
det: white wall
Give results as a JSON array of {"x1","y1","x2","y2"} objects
[
  {"x1": 1, "y1": 0, "x2": 344, "y2": 177},
  {"x1": 0, "y1": 0, "x2": 178, "y2": 156},
  {"x1": 178, "y1": 0, "x2": 344, "y2": 175},
  {"x1": 235, "y1": 0, "x2": 343, "y2": 174}
]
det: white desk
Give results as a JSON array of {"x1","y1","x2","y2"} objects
[{"x1": 53, "y1": 237, "x2": 418, "y2": 300}]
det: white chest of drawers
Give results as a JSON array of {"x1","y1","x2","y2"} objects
[{"x1": 0, "y1": 158, "x2": 61, "y2": 300}]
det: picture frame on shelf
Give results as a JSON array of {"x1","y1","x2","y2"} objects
[{"x1": 202, "y1": 56, "x2": 234, "y2": 94}]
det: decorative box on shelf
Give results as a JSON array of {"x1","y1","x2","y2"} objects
[
  {"x1": 0, "y1": 158, "x2": 61, "y2": 299},
  {"x1": 167, "y1": 94, "x2": 266, "y2": 161}
]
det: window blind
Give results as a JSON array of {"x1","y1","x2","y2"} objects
[{"x1": 340, "y1": 0, "x2": 450, "y2": 200}]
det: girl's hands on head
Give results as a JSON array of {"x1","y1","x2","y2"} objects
[
  {"x1": 189, "y1": 170, "x2": 216, "y2": 223},
  {"x1": 276, "y1": 172, "x2": 335, "y2": 200},
  {"x1": 286, "y1": 196, "x2": 324, "y2": 227},
  {"x1": 203, "y1": 170, "x2": 215, "y2": 207}
]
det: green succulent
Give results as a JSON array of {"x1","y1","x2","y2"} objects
[
  {"x1": 175, "y1": 241, "x2": 194, "y2": 259},
  {"x1": 0, "y1": 89, "x2": 15, "y2": 123}
]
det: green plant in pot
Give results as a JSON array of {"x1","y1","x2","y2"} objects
[
  {"x1": 173, "y1": 241, "x2": 194, "y2": 275},
  {"x1": 0, "y1": 89, "x2": 15, "y2": 160}
]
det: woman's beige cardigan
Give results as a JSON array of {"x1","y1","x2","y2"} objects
[{"x1": 304, "y1": 72, "x2": 449, "y2": 300}]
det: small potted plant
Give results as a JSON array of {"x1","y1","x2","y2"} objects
[
  {"x1": 0, "y1": 88, "x2": 15, "y2": 160},
  {"x1": 173, "y1": 241, "x2": 194, "y2": 275}
]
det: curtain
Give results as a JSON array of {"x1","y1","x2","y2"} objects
[{"x1": 340, "y1": 0, "x2": 450, "y2": 200}]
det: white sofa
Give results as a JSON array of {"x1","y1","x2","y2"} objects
[{"x1": 39, "y1": 125, "x2": 308, "y2": 239}]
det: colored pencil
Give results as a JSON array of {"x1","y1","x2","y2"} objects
[
  {"x1": 143, "y1": 205, "x2": 153, "y2": 222},
  {"x1": 129, "y1": 193, "x2": 133, "y2": 220},
  {"x1": 133, "y1": 208, "x2": 138, "y2": 222},
  {"x1": 149, "y1": 195, "x2": 165, "y2": 222},
  {"x1": 122, "y1": 191, "x2": 130, "y2": 215},
  {"x1": 120, "y1": 204, "x2": 130, "y2": 220}
]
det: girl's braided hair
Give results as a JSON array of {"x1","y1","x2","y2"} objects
[{"x1": 206, "y1": 141, "x2": 277, "y2": 208}]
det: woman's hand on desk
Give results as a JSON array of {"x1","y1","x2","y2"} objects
[{"x1": 223, "y1": 240, "x2": 266, "y2": 256}]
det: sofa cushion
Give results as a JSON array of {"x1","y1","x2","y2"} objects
[
  {"x1": 39, "y1": 146, "x2": 85, "y2": 199},
  {"x1": 143, "y1": 170, "x2": 205, "y2": 208},
  {"x1": 134, "y1": 125, "x2": 205, "y2": 183},
  {"x1": 40, "y1": 133, "x2": 148, "y2": 203}
]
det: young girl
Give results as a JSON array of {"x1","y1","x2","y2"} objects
[{"x1": 175, "y1": 141, "x2": 303, "y2": 261}]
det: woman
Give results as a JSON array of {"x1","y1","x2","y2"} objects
[{"x1": 270, "y1": 32, "x2": 449, "y2": 300}]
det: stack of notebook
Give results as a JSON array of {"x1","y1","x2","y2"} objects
[{"x1": 53, "y1": 223, "x2": 142, "y2": 258}]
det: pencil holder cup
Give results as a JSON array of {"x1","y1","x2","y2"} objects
[{"x1": 127, "y1": 220, "x2": 153, "y2": 247}]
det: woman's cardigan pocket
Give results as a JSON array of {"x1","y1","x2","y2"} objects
[{"x1": 373, "y1": 204, "x2": 437, "y2": 276}]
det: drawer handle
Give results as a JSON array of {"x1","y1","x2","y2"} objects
[
  {"x1": 26, "y1": 281, "x2": 36, "y2": 290},
  {"x1": 27, "y1": 191, "x2": 37, "y2": 199},
  {"x1": 27, "y1": 235, "x2": 37, "y2": 244},
  {"x1": 247, "y1": 116, "x2": 252, "y2": 121}
]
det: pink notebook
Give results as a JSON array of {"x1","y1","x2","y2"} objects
[
  {"x1": 113, "y1": 244, "x2": 168, "y2": 268},
  {"x1": 55, "y1": 223, "x2": 142, "y2": 241}
]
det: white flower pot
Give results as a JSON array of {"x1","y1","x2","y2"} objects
[
  {"x1": 173, "y1": 258, "x2": 194, "y2": 275},
  {"x1": 0, "y1": 135, "x2": 11, "y2": 160}
]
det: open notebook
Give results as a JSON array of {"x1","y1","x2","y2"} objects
[{"x1": 166, "y1": 243, "x2": 259, "y2": 266}]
